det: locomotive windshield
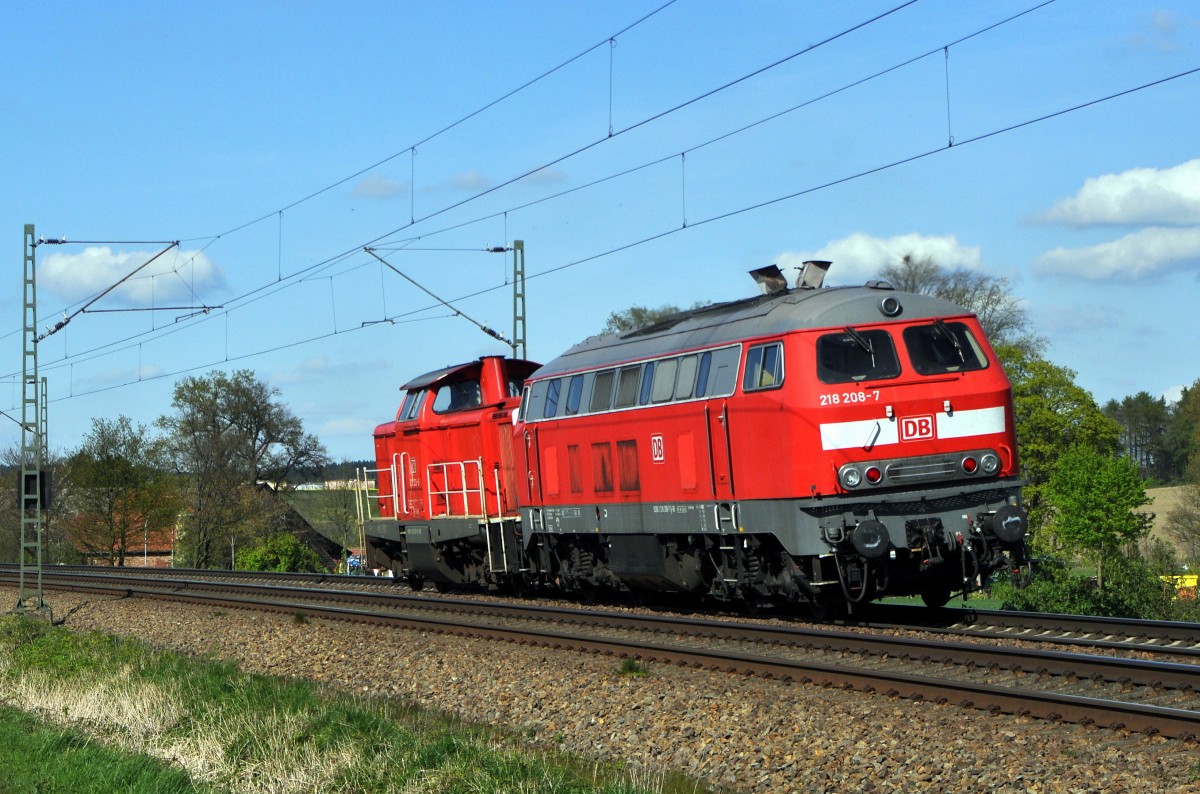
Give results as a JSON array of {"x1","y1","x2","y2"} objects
[
  {"x1": 903, "y1": 321, "x2": 988, "y2": 375},
  {"x1": 817, "y1": 329, "x2": 900, "y2": 384}
]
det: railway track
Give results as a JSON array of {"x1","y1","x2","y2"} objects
[
  {"x1": 5, "y1": 567, "x2": 1200, "y2": 740},
  {"x1": 15, "y1": 565, "x2": 1199, "y2": 657},
  {"x1": 854, "y1": 602, "x2": 1200, "y2": 657}
]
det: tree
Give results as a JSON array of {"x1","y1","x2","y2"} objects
[
  {"x1": 63, "y1": 417, "x2": 182, "y2": 566},
  {"x1": 602, "y1": 303, "x2": 700, "y2": 334},
  {"x1": 998, "y1": 344, "x2": 1121, "y2": 535},
  {"x1": 879, "y1": 254, "x2": 1044, "y2": 353},
  {"x1": 157, "y1": 370, "x2": 329, "y2": 568},
  {"x1": 1162, "y1": 379, "x2": 1200, "y2": 483},
  {"x1": 1103, "y1": 392, "x2": 1171, "y2": 483},
  {"x1": 0, "y1": 445, "x2": 81, "y2": 566},
  {"x1": 1164, "y1": 484, "x2": 1200, "y2": 563},
  {"x1": 1044, "y1": 444, "x2": 1152, "y2": 591}
]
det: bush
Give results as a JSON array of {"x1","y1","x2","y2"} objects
[
  {"x1": 993, "y1": 553, "x2": 1187, "y2": 620},
  {"x1": 235, "y1": 533, "x2": 324, "y2": 573}
]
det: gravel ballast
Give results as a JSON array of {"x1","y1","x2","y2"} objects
[{"x1": 8, "y1": 589, "x2": 1199, "y2": 793}]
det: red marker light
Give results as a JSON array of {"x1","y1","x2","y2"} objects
[
  {"x1": 865, "y1": 466, "x2": 882, "y2": 484},
  {"x1": 962, "y1": 456, "x2": 978, "y2": 474}
]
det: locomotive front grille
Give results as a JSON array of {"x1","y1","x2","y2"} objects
[{"x1": 885, "y1": 459, "x2": 957, "y2": 483}]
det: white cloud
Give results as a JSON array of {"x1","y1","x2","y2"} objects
[
  {"x1": 519, "y1": 166, "x2": 568, "y2": 186},
  {"x1": 40, "y1": 246, "x2": 225, "y2": 307},
  {"x1": 1163, "y1": 384, "x2": 1185, "y2": 404},
  {"x1": 452, "y1": 170, "x2": 494, "y2": 192},
  {"x1": 1032, "y1": 226, "x2": 1200, "y2": 281},
  {"x1": 1038, "y1": 159, "x2": 1200, "y2": 227},
  {"x1": 351, "y1": 173, "x2": 408, "y2": 199},
  {"x1": 777, "y1": 232, "x2": 983, "y2": 286}
]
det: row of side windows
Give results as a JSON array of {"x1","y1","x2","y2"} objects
[{"x1": 526, "y1": 342, "x2": 781, "y2": 422}]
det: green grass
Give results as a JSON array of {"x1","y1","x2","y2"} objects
[
  {"x1": 0, "y1": 704, "x2": 199, "y2": 794},
  {"x1": 0, "y1": 615, "x2": 701, "y2": 794}
]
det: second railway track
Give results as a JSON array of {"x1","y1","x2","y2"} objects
[{"x1": 8, "y1": 567, "x2": 1200, "y2": 741}]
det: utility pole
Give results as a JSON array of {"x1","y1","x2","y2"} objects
[
  {"x1": 512, "y1": 240, "x2": 525, "y2": 360},
  {"x1": 16, "y1": 224, "x2": 49, "y2": 616}
]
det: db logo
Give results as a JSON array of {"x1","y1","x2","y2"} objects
[
  {"x1": 650, "y1": 433, "x2": 665, "y2": 463},
  {"x1": 900, "y1": 415, "x2": 935, "y2": 442}
]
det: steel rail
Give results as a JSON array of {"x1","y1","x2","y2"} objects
[
  {"x1": 13, "y1": 565, "x2": 1199, "y2": 653},
  {"x1": 5, "y1": 570, "x2": 1200, "y2": 691},
  {"x1": 5, "y1": 571, "x2": 1200, "y2": 739},
  {"x1": 856, "y1": 603, "x2": 1200, "y2": 655}
]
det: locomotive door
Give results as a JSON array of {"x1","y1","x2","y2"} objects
[
  {"x1": 395, "y1": 434, "x2": 424, "y2": 518},
  {"x1": 704, "y1": 400, "x2": 736, "y2": 502},
  {"x1": 521, "y1": 425, "x2": 544, "y2": 505},
  {"x1": 494, "y1": 418, "x2": 518, "y2": 515}
]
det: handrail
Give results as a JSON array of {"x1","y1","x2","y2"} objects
[
  {"x1": 426, "y1": 459, "x2": 485, "y2": 518},
  {"x1": 395, "y1": 452, "x2": 409, "y2": 516}
]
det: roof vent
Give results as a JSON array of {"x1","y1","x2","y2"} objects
[
  {"x1": 797, "y1": 260, "x2": 831, "y2": 289},
  {"x1": 749, "y1": 264, "x2": 788, "y2": 295}
]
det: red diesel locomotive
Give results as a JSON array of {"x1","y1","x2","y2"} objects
[{"x1": 362, "y1": 263, "x2": 1028, "y2": 611}]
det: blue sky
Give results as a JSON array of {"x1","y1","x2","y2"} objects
[{"x1": 3, "y1": 0, "x2": 1198, "y2": 464}]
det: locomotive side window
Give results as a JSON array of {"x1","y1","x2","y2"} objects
[
  {"x1": 639, "y1": 362, "x2": 655, "y2": 405},
  {"x1": 590, "y1": 369, "x2": 616, "y2": 412},
  {"x1": 743, "y1": 342, "x2": 784, "y2": 391},
  {"x1": 614, "y1": 366, "x2": 641, "y2": 409},
  {"x1": 543, "y1": 378, "x2": 562, "y2": 419},
  {"x1": 902, "y1": 321, "x2": 988, "y2": 375},
  {"x1": 695, "y1": 352, "x2": 712, "y2": 398},
  {"x1": 817, "y1": 329, "x2": 900, "y2": 384},
  {"x1": 565, "y1": 375, "x2": 584, "y2": 415},
  {"x1": 650, "y1": 358, "x2": 678, "y2": 403},
  {"x1": 675, "y1": 355, "x2": 698, "y2": 400}
]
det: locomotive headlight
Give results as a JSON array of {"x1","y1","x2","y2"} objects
[
  {"x1": 980, "y1": 453, "x2": 999, "y2": 474},
  {"x1": 840, "y1": 466, "x2": 862, "y2": 488}
]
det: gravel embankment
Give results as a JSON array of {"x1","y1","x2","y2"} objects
[{"x1": 10, "y1": 589, "x2": 1200, "y2": 793}]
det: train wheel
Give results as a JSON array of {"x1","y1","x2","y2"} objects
[
  {"x1": 406, "y1": 573, "x2": 425, "y2": 592},
  {"x1": 920, "y1": 586, "x2": 952, "y2": 608}
]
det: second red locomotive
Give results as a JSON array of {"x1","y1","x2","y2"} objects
[{"x1": 361, "y1": 262, "x2": 1028, "y2": 612}]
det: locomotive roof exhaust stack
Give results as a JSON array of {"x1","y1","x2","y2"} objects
[
  {"x1": 797, "y1": 260, "x2": 831, "y2": 290},
  {"x1": 749, "y1": 264, "x2": 788, "y2": 295}
]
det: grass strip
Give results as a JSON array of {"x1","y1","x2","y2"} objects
[
  {"x1": 0, "y1": 615, "x2": 697, "y2": 794},
  {"x1": 0, "y1": 703, "x2": 199, "y2": 794}
]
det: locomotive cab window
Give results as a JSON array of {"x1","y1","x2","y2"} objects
[
  {"x1": 743, "y1": 342, "x2": 784, "y2": 391},
  {"x1": 399, "y1": 390, "x2": 426, "y2": 421},
  {"x1": 432, "y1": 379, "x2": 482, "y2": 413},
  {"x1": 817, "y1": 329, "x2": 900, "y2": 384},
  {"x1": 902, "y1": 321, "x2": 988, "y2": 375}
]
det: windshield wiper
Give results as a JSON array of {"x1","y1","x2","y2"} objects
[
  {"x1": 844, "y1": 326, "x2": 876, "y2": 367},
  {"x1": 934, "y1": 319, "x2": 966, "y2": 363}
]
